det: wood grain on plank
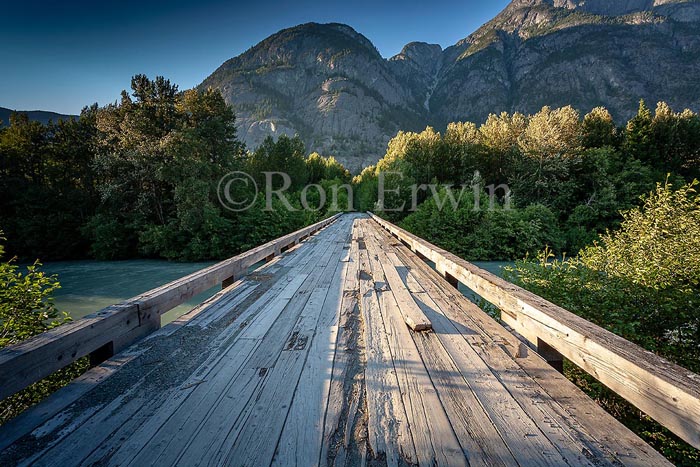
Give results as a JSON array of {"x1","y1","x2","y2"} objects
[
  {"x1": 357, "y1": 227, "x2": 417, "y2": 466},
  {"x1": 363, "y1": 223, "x2": 466, "y2": 466}
]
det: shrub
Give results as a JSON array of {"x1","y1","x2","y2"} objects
[
  {"x1": 0, "y1": 234, "x2": 88, "y2": 424},
  {"x1": 401, "y1": 188, "x2": 563, "y2": 261}
]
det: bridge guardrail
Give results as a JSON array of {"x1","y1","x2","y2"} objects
[
  {"x1": 368, "y1": 211, "x2": 700, "y2": 449},
  {"x1": 0, "y1": 213, "x2": 341, "y2": 402}
]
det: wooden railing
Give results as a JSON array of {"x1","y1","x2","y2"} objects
[
  {"x1": 368, "y1": 212, "x2": 700, "y2": 450},
  {"x1": 0, "y1": 214, "x2": 341, "y2": 402}
]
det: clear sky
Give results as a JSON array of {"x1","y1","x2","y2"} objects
[{"x1": 1, "y1": 0, "x2": 510, "y2": 115}]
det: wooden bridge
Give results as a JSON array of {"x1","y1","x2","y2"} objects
[{"x1": 0, "y1": 213, "x2": 698, "y2": 466}]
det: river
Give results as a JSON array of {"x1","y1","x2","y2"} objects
[
  {"x1": 37, "y1": 259, "x2": 218, "y2": 325},
  {"x1": 37, "y1": 259, "x2": 514, "y2": 325}
]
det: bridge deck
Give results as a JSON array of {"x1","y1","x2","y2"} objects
[{"x1": 0, "y1": 214, "x2": 668, "y2": 466}]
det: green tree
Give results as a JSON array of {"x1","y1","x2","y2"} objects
[
  {"x1": 305, "y1": 152, "x2": 351, "y2": 184},
  {"x1": 650, "y1": 102, "x2": 700, "y2": 179},
  {"x1": 582, "y1": 106, "x2": 618, "y2": 148},
  {"x1": 0, "y1": 110, "x2": 97, "y2": 260},
  {"x1": 444, "y1": 121, "x2": 483, "y2": 182},
  {"x1": 248, "y1": 135, "x2": 308, "y2": 191},
  {"x1": 88, "y1": 76, "x2": 247, "y2": 260},
  {"x1": 353, "y1": 165, "x2": 379, "y2": 212},
  {"x1": 510, "y1": 106, "x2": 583, "y2": 209},
  {"x1": 624, "y1": 100, "x2": 655, "y2": 164},
  {"x1": 401, "y1": 188, "x2": 563, "y2": 261},
  {"x1": 477, "y1": 112, "x2": 527, "y2": 186}
]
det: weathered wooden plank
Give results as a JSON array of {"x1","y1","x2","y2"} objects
[
  {"x1": 186, "y1": 281, "x2": 257, "y2": 330},
  {"x1": 119, "y1": 230, "x2": 343, "y2": 466},
  {"x1": 238, "y1": 273, "x2": 310, "y2": 340},
  {"x1": 363, "y1": 223, "x2": 467, "y2": 466},
  {"x1": 373, "y1": 242, "x2": 517, "y2": 467},
  {"x1": 382, "y1": 262, "x2": 431, "y2": 331},
  {"x1": 357, "y1": 233, "x2": 416, "y2": 466},
  {"x1": 416, "y1": 297, "x2": 573, "y2": 465},
  {"x1": 394, "y1": 247, "x2": 670, "y2": 466},
  {"x1": 82, "y1": 223, "x2": 345, "y2": 467},
  {"x1": 245, "y1": 223, "x2": 346, "y2": 369},
  {"x1": 225, "y1": 285, "x2": 335, "y2": 466},
  {"x1": 381, "y1": 294, "x2": 468, "y2": 466},
  {"x1": 368, "y1": 212, "x2": 700, "y2": 450},
  {"x1": 27, "y1": 366, "x2": 180, "y2": 467},
  {"x1": 171, "y1": 368, "x2": 268, "y2": 467},
  {"x1": 172, "y1": 221, "x2": 350, "y2": 464},
  {"x1": 371, "y1": 231, "x2": 602, "y2": 462},
  {"x1": 0, "y1": 302, "x2": 141, "y2": 402},
  {"x1": 0, "y1": 348, "x2": 144, "y2": 453},
  {"x1": 45, "y1": 321, "x2": 253, "y2": 466},
  {"x1": 109, "y1": 226, "x2": 348, "y2": 466},
  {"x1": 411, "y1": 331, "x2": 516, "y2": 467},
  {"x1": 117, "y1": 338, "x2": 262, "y2": 467},
  {"x1": 221, "y1": 348, "x2": 307, "y2": 466},
  {"x1": 273, "y1": 255, "x2": 347, "y2": 466},
  {"x1": 5, "y1": 282, "x2": 268, "y2": 466},
  {"x1": 320, "y1": 223, "x2": 361, "y2": 466},
  {"x1": 363, "y1": 221, "x2": 579, "y2": 466},
  {"x1": 24, "y1": 234, "x2": 334, "y2": 464},
  {"x1": 408, "y1": 280, "x2": 600, "y2": 465}
]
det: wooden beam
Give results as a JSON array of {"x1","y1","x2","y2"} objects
[
  {"x1": 368, "y1": 212, "x2": 700, "y2": 450},
  {"x1": 382, "y1": 263, "x2": 432, "y2": 331}
]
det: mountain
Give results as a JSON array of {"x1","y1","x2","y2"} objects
[
  {"x1": 200, "y1": 23, "x2": 426, "y2": 170},
  {"x1": 200, "y1": 0, "x2": 700, "y2": 171},
  {"x1": 0, "y1": 107, "x2": 76, "y2": 127}
]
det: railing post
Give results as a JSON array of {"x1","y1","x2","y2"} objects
[
  {"x1": 222, "y1": 264, "x2": 245, "y2": 289},
  {"x1": 436, "y1": 261, "x2": 459, "y2": 289},
  {"x1": 89, "y1": 341, "x2": 114, "y2": 367},
  {"x1": 536, "y1": 338, "x2": 564, "y2": 373}
]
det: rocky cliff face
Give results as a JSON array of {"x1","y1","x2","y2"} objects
[
  {"x1": 200, "y1": 23, "x2": 425, "y2": 170},
  {"x1": 200, "y1": 0, "x2": 700, "y2": 172}
]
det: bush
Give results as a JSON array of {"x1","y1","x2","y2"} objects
[
  {"x1": 509, "y1": 179, "x2": 700, "y2": 366},
  {"x1": 0, "y1": 237, "x2": 67, "y2": 346},
  {"x1": 400, "y1": 188, "x2": 563, "y2": 261},
  {"x1": 0, "y1": 234, "x2": 88, "y2": 424}
]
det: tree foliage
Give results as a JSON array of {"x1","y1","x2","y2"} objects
[
  {"x1": 401, "y1": 189, "x2": 562, "y2": 260},
  {"x1": 364, "y1": 101, "x2": 699, "y2": 259}
]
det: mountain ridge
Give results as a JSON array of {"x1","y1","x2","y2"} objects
[
  {"x1": 201, "y1": 0, "x2": 700, "y2": 171},
  {"x1": 0, "y1": 107, "x2": 76, "y2": 127}
]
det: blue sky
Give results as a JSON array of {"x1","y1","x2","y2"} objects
[{"x1": 1, "y1": 0, "x2": 510, "y2": 114}]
